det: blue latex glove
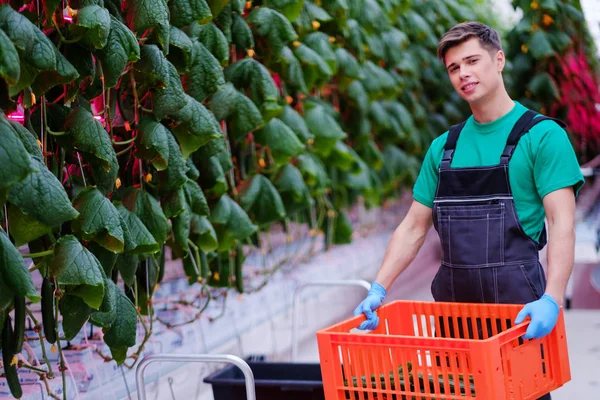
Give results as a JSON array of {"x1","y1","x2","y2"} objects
[
  {"x1": 514, "y1": 294, "x2": 560, "y2": 339},
  {"x1": 353, "y1": 282, "x2": 387, "y2": 330}
]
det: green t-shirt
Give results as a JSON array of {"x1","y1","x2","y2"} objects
[{"x1": 413, "y1": 101, "x2": 585, "y2": 241}]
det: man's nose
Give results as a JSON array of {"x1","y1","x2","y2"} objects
[{"x1": 459, "y1": 66, "x2": 470, "y2": 79}]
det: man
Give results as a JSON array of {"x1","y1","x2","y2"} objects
[{"x1": 354, "y1": 21, "x2": 584, "y2": 399}]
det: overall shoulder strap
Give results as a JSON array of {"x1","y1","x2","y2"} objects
[
  {"x1": 500, "y1": 110, "x2": 566, "y2": 164},
  {"x1": 441, "y1": 120, "x2": 467, "y2": 169}
]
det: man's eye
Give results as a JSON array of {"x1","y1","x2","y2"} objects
[{"x1": 470, "y1": 59, "x2": 478, "y2": 64}]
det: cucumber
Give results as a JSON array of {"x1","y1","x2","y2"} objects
[
  {"x1": 13, "y1": 295, "x2": 25, "y2": 353},
  {"x1": 41, "y1": 277, "x2": 57, "y2": 344},
  {"x1": 234, "y1": 243, "x2": 244, "y2": 294},
  {"x1": 157, "y1": 245, "x2": 166, "y2": 284},
  {"x1": 2, "y1": 315, "x2": 23, "y2": 399},
  {"x1": 199, "y1": 249, "x2": 209, "y2": 281}
]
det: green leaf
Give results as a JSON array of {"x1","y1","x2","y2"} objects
[
  {"x1": 293, "y1": 43, "x2": 333, "y2": 90},
  {"x1": 191, "y1": 215, "x2": 218, "y2": 252},
  {"x1": 270, "y1": 0, "x2": 304, "y2": 21},
  {"x1": 60, "y1": 295, "x2": 91, "y2": 341},
  {"x1": 232, "y1": 13, "x2": 254, "y2": 50},
  {"x1": 225, "y1": 58, "x2": 282, "y2": 120},
  {"x1": 0, "y1": 5, "x2": 56, "y2": 72},
  {"x1": 361, "y1": 61, "x2": 396, "y2": 95},
  {"x1": 7, "y1": 204, "x2": 52, "y2": 246},
  {"x1": 72, "y1": 187, "x2": 125, "y2": 253},
  {"x1": 274, "y1": 163, "x2": 311, "y2": 214},
  {"x1": 213, "y1": 3, "x2": 233, "y2": 41},
  {"x1": 123, "y1": 0, "x2": 170, "y2": 53},
  {"x1": 168, "y1": 27, "x2": 194, "y2": 73},
  {"x1": 0, "y1": 29, "x2": 20, "y2": 86},
  {"x1": 346, "y1": 80, "x2": 369, "y2": 115},
  {"x1": 304, "y1": 32, "x2": 337, "y2": 73},
  {"x1": 278, "y1": 105, "x2": 313, "y2": 143},
  {"x1": 63, "y1": 107, "x2": 119, "y2": 179},
  {"x1": 50, "y1": 235, "x2": 105, "y2": 310},
  {"x1": 182, "y1": 41, "x2": 225, "y2": 102},
  {"x1": 382, "y1": 28, "x2": 409, "y2": 65},
  {"x1": 527, "y1": 30, "x2": 555, "y2": 59},
  {"x1": 278, "y1": 46, "x2": 308, "y2": 93},
  {"x1": 135, "y1": 118, "x2": 170, "y2": 171},
  {"x1": 102, "y1": 285, "x2": 137, "y2": 365},
  {"x1": 254, "y1": 118, "x2": 304, "y2": 164},
  {"x1": 304, "y1": 102, "x2": 346, "y2": 156},
  {"x1": 115, "y1": 202, "x2": 160, "y2": 254},
  {"x1": 0, "y1": 113, "x2": 37, "y2": 192},
  {"x1": 210, "y1": 194, "x2": 258, "y2": 251},
  {"x1": 198, "y1": 23, "x2": 229, "y2": 65},
  {"x1": 304, "y1": 2, "x2": 333, "y2": 21},
  {"x1": 328, "y1": 141, "x2": 356, "y2": 171},
  {"x1": 207, "y1": 0, "x2": 231, "y2": 17},
  {"x1": 88, "y1": 242, "x2": 118, "y2": 277},
  {"x1": 162, "y1": 188, "x2": 186, "y2": 219},
  {"x1": 240, "y1": 174, "x2": 286, "y2": 225},
  {"x1": 247, "y1": 7, "x2": 298, "y2": 53},
  {"x1": 120, "y1": 188, "x2": 170, "y2": 244},
  {"x1": 30, "y1": 44, "x2": 79, "y2": 96},
  {"x1": 170, "y1": 94, "x2": 223, "y2": 158},
  {"x1": 527, "y1": 72, "x2": 560, "y2": 101},
  {"x1": 158, "y1": 131, "x2": 188, "y2": 193},
  {"x1": 335, "y1": 48, "x2": 362, "y2": 80},
  {"x1": 96, "y1": 16, "x2": 140, "y2": 88},
  {"x1": 197, "y1": 156, "x2": 227, "y2": 196},
  {"x1": 209, "y1": 83, "x2": 264, "y2": 141},
  {"x1": 8, "y1": 157, "x2": 79, "y2": 228},
  {"x1": 170, "y1": 0, "x2": 212, "y2": 28},
  {"x1": 9, "y1": 119, "x2": 42, "y2": 161},
  {"x1": 90, "y1": 278, "x2": 117, "y2": 328},
  {"x1": 297, "y1": 153, "x2": 329, "y2": 194},
  {"x1": 72, "y1": 5, "x2": 111, "y2": 49},
  {"x1": 0, "y1": 230, "x2": 40, "y2": 303},
  {"x1": 186, "y1": 157, "x2": 200, "y2": 180},
  {"x1": 116, "y1": 254, "x2": 139, "y2": 286},
  {"x1": 183, "y1": 179, "x2": 209, "y2": 216}
]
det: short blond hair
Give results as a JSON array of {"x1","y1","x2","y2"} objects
[{"x1": 437, "y1": 22, "x2": 502, "y2": 63}]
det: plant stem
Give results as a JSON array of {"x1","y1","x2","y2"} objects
[
  {"x1": 116, "y1": 143, "x2": 135, "y2": 156},
  {"x1": 130, "y1": 70, "x2": 139, "y2": 125},
  {"x1": 113, "y1": 136, "x2": 137, "y2": 145},
  {"x1": 22, "y1": 249, "x2": 54, "y2": 258},
  {"x1": 25, "y1": 308, "x2": 55, "y2": 379},
  {"x1": 54, "y1": 297, "x2": 67, "y2": 400},
  {"x1": 20, "y1": 363, "x2": 48, "y2": 374}
]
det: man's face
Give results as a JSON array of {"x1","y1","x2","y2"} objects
[{"x1": 444, "y1": 37, "x2": 504, "y2": 105}]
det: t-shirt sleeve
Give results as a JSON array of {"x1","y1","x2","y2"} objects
[
  {"x1": 533, "y1": 122, "x2": 585, "y2": 199},
  {"x1": 412, "y1": 136, "x2": 445, "y2": 208}
]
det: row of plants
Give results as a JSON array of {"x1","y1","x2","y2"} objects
[
  {"x1": 505, "y1": 0, "x2": 600, "y2": 161},
  {"x1": 4, "y1": 0, "x2": 599, "y2": 398}
]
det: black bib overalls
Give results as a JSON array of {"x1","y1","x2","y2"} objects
[{"x1": 430, "y1": 111, "x2": 563, "y2": 400}]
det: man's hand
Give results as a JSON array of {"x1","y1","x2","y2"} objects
[
  {"x1": 353, "y1": 282, "x2": 387, "y2": 330},
  {"x1": 514, "y1": 294, "x2": 560, "y2": 339}
]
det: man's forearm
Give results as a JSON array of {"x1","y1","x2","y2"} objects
[
  {"x1": 374, "y1": 220, "x2": 429, "y2": 290},
  {"x1": 544, "y1": 220, "x2": 575, "y2": 306}
]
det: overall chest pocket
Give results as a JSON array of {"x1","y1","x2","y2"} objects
[{"x1": 437, "y1": 203, "x2": 505, "y2": 267}]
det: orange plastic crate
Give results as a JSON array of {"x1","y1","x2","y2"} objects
[{"x1": 316, "y1": 300, "x2": 571, "y2": 400}]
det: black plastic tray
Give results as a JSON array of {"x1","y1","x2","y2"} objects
[{"x1": 204, "y1": 360, "x2": 324, "y2": 400}]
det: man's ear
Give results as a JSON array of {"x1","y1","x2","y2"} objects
[{"x1": 496, "y1": 50, "x2": 506, "y2": 72}]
